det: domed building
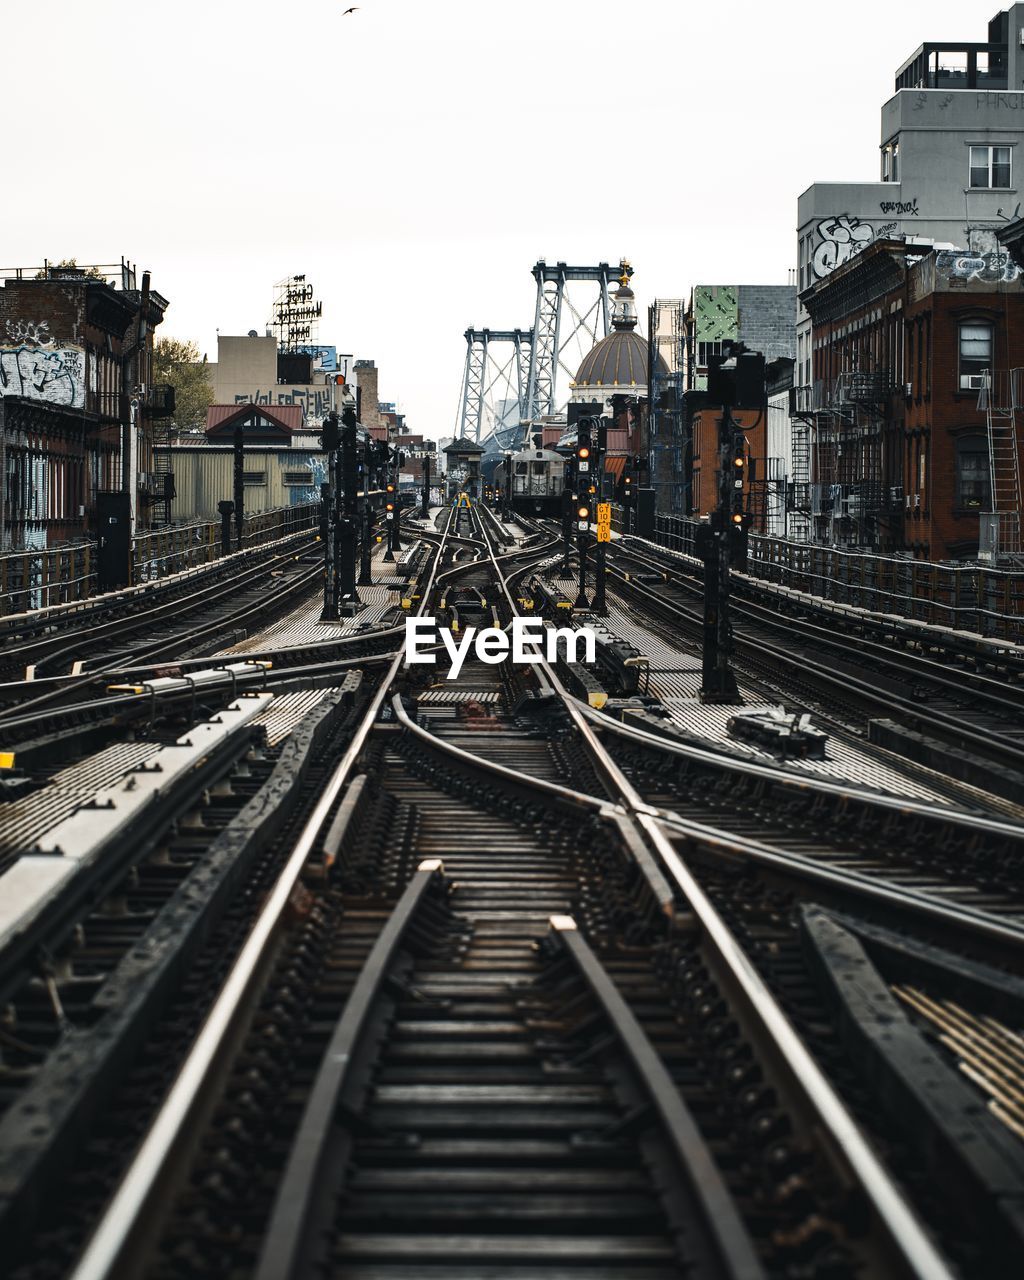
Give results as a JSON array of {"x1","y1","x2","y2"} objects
[{"x1": 570, "y1": 264, "x2": 668, "y2": 404}]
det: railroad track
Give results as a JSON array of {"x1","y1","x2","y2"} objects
[
  {"x1": 22, "y1": 503, "x2": 1016, "y2": 1280},
  {"x1": 602, "y1": 535, "x2": 1024, "y2": 794}
]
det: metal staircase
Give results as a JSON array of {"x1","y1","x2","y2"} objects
[
  {"x1": 788, "y1": 419, "x2": 812, "y2": 540},
  {"x1": 979, "y1": 369, "x2": 1023, "y2": 558}
]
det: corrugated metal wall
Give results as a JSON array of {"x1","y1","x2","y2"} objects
[{"x1": 157, "y1": 447, "x2": 328, "y2": 521}]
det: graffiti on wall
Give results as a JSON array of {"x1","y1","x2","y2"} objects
[
  {"x1": 879, "y1": 198, "x2": 919, "y2": 216},
  {"x1": 812, "y1": 215, "x2": 874, "y2": 279},
  {"x1": 288, "y1": 452, "x2": 328, "y2": 506},
  {"x1": 0, "y1": 344, "x2": 86, "y2": 407},
  {"x1": 934, "y1": 249, "x2": 1020, "y2": 283},
  {"x1": 234, "y1": 386, "x2": 335, "y2": 425}
]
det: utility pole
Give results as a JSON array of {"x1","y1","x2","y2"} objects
[{"x1": 421, "y1": 455, "x2": 430, "y2": 518}]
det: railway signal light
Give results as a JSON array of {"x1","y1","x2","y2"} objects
[
  {"x1": 322, "y1": 412, "x2": 340, "y2": 452},
  {"x1": 577, "y1": 504, "x2": 590, "y2": 520}
]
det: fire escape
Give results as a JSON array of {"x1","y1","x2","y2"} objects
[
  {"x1": 978, "y1": 368, "x2": 1023, "y2": 559},
  {"x1": 807, "y1": 370, "x2": 896, "y2": 549}
]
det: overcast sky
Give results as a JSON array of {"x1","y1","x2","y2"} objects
[{"x1": 2, "y1": 1, "x2": 1001, "y2": 433}]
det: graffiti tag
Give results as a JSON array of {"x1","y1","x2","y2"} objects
[
  {"x1": 233, "y1": 386, "x2": 336, "y2": 425},
  {"x1": 934, "y1": 250, "x2": 1020, "y2": 283},
  {"x1": 0, "y1": 344, "x2": 86, "y2": 407},
  {"x1": 4, "y1": 318, "x2": 52, "y2": 348},
  {"x1": 976, "y1": 91, "x2": 1024, "y2": 108},
  {"x1": 812, "y1": 215, "x2": 874, "y2": 279},
  {"x1": 879, "y1": 198, "x2": 919, "y2": 216}
]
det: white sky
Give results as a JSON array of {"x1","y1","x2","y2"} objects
[{"x1": 2, "y1": 0, "x2": 1001, "y2": 432}]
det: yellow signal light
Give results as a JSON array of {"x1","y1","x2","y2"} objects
[
  {"x1": 577, "y1": 505, "x2": 590, "y2": 520},
  {"x1": 731, "y1": 512, "x2": 743, "y2": 524},
  {"x1": 578, "y1": 446, "x2": 590, "y2": 460}
]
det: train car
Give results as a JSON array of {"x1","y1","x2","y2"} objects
[{"x1": 497, "y1": 447, "x2": 567, "y2": 516}]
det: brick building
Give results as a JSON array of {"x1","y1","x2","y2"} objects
[
  {"x1": 684, "y1": 284, "x2": 796, "y2": 527},
  {"x1": 0, "y1": 262, "x2": 168, "y2": 550},
  {"x1": 801, "y1": 239, "x2": 1024, "y2": 560}
]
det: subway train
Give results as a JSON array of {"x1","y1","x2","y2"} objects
[{"x1": 494, "y1": 447, "x2": 567, "y2": 516}]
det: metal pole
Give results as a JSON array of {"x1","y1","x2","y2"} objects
[
  {"x1": 321, "y1": 458, "x2": 338, "y2": 620},
  {"x1": 337, "y1": 411, "x2": 360, "y2": 612},
  {"x1": 218, "y1": 501, "x2": 233, "y2": 556},
  {"x1": 233, "y1": 421, "x2": 244, "y2": 552},
  {"x1": 574, "y1": 518, "x2": 589, "y2": 610},
  {"x1": 359, "y1": 435, "x2": 374, "y2": 585},
  {"x1": 421, "y1": 456, "x2": 430, "y2": 518}
]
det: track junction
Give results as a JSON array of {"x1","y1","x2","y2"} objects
[{"x1": 0, "y1": 500, "x2": 1023, "y2": 1279}]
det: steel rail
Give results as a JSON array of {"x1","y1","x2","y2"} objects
[
  {"x1": 2, "y1": 535, "x2": 320, "y2": 672},
  {"x1": 548, "y1": 914, "x2": 766, "y2": 1280},
  {"x1": 606, "y1": 543, "x2": 1024, "y2": 771},
  {"x1": 254, "y1": 858, "x2": 446, "y2": 1280},
  {"x1": 566, "y1": 691, "x2": 1024, "y2": 846},
  {"x1": 474, "y1": 512, "x2": 957, "y2": 1280},
  {"x1": 0, "y1": 522, "x2": 318, "y2": 637},
  {"x1": 388, "y1": 689, "x2": 1024, "y2": 958},
  {"x1": 67, "y1": 507, "x2": 459, "y2": 1280}
]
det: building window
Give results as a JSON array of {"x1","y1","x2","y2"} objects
[
  {"x1": 697, "y1": 340, "x2": 723, "y2": 368},
  {"x1": 959, "y1": 321, "x2": 993, "y2": 389},
  {"x1": 284, "y1": 470, "x2": 314, "y2": 486},
  {"x1": 969, "y1": 145, "x2": 1011, "y2": 189},
  {"x1": 956, "y1": 436, "x2": 990, "y2": 508},
  {"x1": 881, "y1": 139, "x2": 899, "y2": 182},
  {"x1": 243, "y1": 470, "x2": 267, "y2": 485}
]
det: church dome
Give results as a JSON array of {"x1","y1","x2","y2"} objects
[
  {"x1": 572, "y1": 260, "x2": 668, "y2": 391},
  {"x1": 574, "y1": 329, "x2": 668, "y2": 389}
]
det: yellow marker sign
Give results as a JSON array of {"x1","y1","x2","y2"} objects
[
  {"x1": 454, "y1": 492, "x2": 472, "y2": 508},
  {"x1": 597, "y1": 525, "x2": 611, "y2": 543},
  {"x1": 0, "y1": 752, "x2": 15, "y2": 770},
  {"x1": 596, "y1": 503, "x2": 611, "y2": 524}
]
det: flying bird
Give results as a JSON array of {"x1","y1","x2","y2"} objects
[{"x1": 343, "y1": 5, "x2": 359, "y2": 12}]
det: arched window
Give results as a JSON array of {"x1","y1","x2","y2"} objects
[
  {"x1": 956, "y1": 435, "x2": 990, "y2": 509},
  {"x1": 959, "y1": 321, "x2": 993, "y2": 390}
]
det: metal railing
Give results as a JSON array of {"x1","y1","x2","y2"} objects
[
  {"x1": 645, "y1": 512, "x2": 1024, "y2": 642},
  {"x1": 0, "y1": 503, "x2": 320, "y2": 615}
]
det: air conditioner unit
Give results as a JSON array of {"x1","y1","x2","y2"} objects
[{"x1": 965, "y1": 374, "x2": 986, "y2": 390}]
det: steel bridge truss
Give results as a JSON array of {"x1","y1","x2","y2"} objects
[
  {"x1": 525, "y1": 261, "x2": 616, "y2": 420},
  {"x1": 458, "y1": 328, "x2": 533, "y2": 443}
]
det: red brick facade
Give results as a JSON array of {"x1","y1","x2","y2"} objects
[
  {"x1": 802, "y1": 242, "x2": 1024, "y2": 560},
  {"x1": 690, "y1": 406, "x2": 768, "y2": 531}
]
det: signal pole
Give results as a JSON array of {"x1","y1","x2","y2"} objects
[
  {"x1": 591, "y1": 416, "x2": 608, "y2": 615},
  {"x1": 573, "y1": 416, "x2": 595, "y2": 609},
  {"x1": 359, "y1": 435, "x2": 374, "y2": 586},
  {"x1": 698, "y1": 344, "x2": 762, "y2": 704},
  {"x1": 392, "y1": 449, "x2": 404, "y2": 554},
  {"x1": 320, "y1": 412, "x2": 340, "y2": 621},
  {"x1": 421, "y1": 455, "x2": 430, "y2": 518},
  {"x1": 337, "y1": 398, "x2": 361, "y2": 614}
]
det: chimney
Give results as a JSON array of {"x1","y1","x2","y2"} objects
[{"x1": 354, "y1": 359, "x2": 379, "y2": 429}]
